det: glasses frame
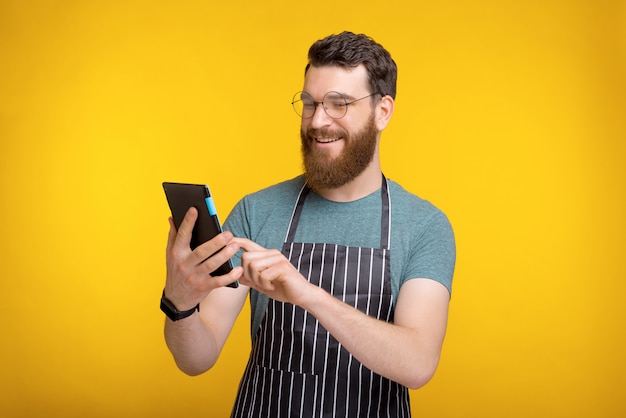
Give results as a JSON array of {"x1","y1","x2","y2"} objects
[{"x1": 291, "y1": 91, "x2": 382, "y2": 119}]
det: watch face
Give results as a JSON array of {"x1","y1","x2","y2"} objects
[
  {"x1": 161, "y1": 296, "x2": 179, "y2": 313},
  {"x1": 160, "y1": 294, "x2": 182, "y2": 320},
  {"x1": 160, "y1": 293, "x2": 198, "y2": 321}
]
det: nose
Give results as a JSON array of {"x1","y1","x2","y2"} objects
[{"x1": 308, "y1": 102, "x2": 333, "y2": 129}]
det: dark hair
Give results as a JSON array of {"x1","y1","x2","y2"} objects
[{"x1": 305, "y1": 31, "x2": 397, "y2": 99}]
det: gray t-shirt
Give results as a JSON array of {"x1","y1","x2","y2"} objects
[{"x1": 223, "y1": 175, "x2": 456, "y2": 339}]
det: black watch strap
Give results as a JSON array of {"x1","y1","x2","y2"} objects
[{"x1": 160, "y1": 291, "x2": 200, "y2": 321}]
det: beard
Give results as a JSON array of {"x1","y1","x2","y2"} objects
[{"x1": 301, "y1": 114, "x2": 378, "y2": 191}]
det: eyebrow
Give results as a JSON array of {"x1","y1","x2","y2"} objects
[
  {"x1": 327, "y1": 92, "x2": 352, "y2": 100},
  {"x1": 302, "y1": 91, "x2": 358, "y2": 101},
  {"x1": 337, "y1": 92, "x2": 358, "y2": 100}
]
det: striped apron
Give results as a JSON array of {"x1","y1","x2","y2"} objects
[{"x1": 231, "y1": 177, "x2": 411, "y2": 417}]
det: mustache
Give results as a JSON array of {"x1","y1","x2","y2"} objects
[{"x1": 303, "y1": 127, "x2": 348, "y2": 139}]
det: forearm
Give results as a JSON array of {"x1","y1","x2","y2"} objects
[
  {"x1": 164, "y1": 314, "x2": 220, "y2": 376},
  {"x1": 302, "y1": 286, "x2": 440, "y2": 389}
]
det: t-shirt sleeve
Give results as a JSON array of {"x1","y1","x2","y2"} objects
[{"x1": 403, "y1": 210, "x2": 456, "y2": 294}]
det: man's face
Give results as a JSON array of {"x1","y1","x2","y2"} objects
[{"x1": 299, "y1": 65, "x2": 380, "y2": 190}]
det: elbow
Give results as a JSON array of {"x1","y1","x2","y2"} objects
[
  {"x1": 175, "y1": 360, "x2": 212, "y2": 377},
  {"x1": 404, "y1": 370, "x2": 435, "y2": 390},
  {"x1": 402, "y1": 357, "x2": 440, "y2": 390},
  {"x1": 171, "y1": 352, "x2": 216, "y2": 376}
]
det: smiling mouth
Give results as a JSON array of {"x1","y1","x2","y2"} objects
[{"x1": 314, "y1": 137, "x2": 341, "y2": 143}]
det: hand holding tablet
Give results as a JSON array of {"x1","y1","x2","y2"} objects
[{"x1": 163, "y1": 182, "x2": 238, "y2": 288}]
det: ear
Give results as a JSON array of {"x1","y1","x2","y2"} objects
[{"x1": 375, "y1": 95, "x2": 394, "y2": 131}]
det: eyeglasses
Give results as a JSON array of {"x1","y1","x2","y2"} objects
[{"x1": 291, "y1": 91, "x2": 381, "y2": 119}]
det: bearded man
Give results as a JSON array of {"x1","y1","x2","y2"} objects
[{"x1": 162, "y1": 31, "x2": 456, "y2": 417}]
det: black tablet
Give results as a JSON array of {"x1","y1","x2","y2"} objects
[{"x1": 163, "y1": 182, "x2": 238, "y2": 288}]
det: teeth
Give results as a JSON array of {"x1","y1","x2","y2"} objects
[{"x1": 316, "y1": 138, "x2": 339, "y2": 143}]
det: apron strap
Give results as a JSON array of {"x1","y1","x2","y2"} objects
[
  {"x1": 284, "y1": 182, "x2": 310, "y2": 243},
  {"x1": 380, "y1": 174, "x2": 391, "y2": 250}
]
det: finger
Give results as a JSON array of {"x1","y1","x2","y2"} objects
[
  {"x1": 229, "y1": 237, "x2": 266, "y2": 252},
  {"x1": 208, "y1": 265, "x2": 244, "y2": 288},
  {"x1": 240, "y1": 249, "x2": 284, "y2": 269},
  {"x1": 197, "y1": 241, "x2": 240, "y2": 275},
  {"x1": 166, "y1": 217, "x2": 177, "y2": 253},
  {"x1": 173, "y1": 207, "x2": 198, "y2": 250},
  {"x1": 238, "y1": 273, "x2": 274, "y2": 292},
  {"x1": 260, "y1": 279, "x2": 276, "y2": 292},
  {"x1": 241, "y1": 251, "x2": 286, "y2": 286},
  {"x1": 192, "y1": 231, "x2": 235, "y2": 264}
]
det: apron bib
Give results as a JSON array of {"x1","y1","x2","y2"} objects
[{"x1": 232, "y1": 177, "x2": 410, "y2": 417}]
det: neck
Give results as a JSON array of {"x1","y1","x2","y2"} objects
[{"x1": 313, "y1": 159, "x2": 382, "y2": 202}]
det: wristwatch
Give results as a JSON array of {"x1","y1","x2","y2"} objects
[{"x1": 160, "y1": 291, "x2": 200, "y2": 321}]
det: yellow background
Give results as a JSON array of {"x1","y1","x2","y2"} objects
[{"x1": 1, "y1": 0, "x2": 624, "y2": 417}]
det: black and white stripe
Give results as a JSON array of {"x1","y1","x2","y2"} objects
[{"x1": 232, "y1": 177, "x2": 411, "y2": 417}]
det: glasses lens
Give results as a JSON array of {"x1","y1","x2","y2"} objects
[
  {"x1": 291, "y1": 91, "x2": 350, "y2": 119},
  {"x1": 292, "y1": 92, "x2": 313, "y2": 118},
  {"x1": 323, "y1": 92, "x2": 348, "y2": 119}
]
